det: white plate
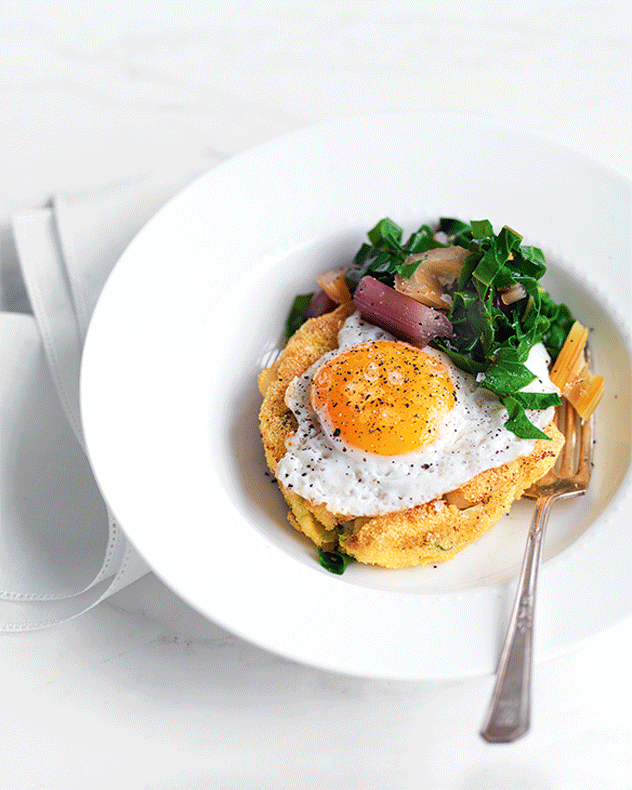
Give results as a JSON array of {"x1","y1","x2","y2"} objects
[{"x1": 81, "y1": 112, "x2": 632, "y2": 679}]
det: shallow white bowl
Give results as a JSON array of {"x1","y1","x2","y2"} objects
[{"x1": 81, "y1": 112, "x2": 632, "y2": 679}]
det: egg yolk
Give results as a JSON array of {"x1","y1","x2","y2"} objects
[{"x1": 311, "y1": 340, "x2": 456, "y2": 456}]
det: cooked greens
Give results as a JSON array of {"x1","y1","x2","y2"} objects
[
  {"x1": 345, "y1": 217, "x2": 575, "y2": 439},
  {"x1": 285, "y1": 292, "x2": 314, "y2": 340},
  {"x1": 317, "y1": 548, "x2": 355, "y2": 575},
  {"x1": 344, "y1": 218, "x2": 443, "y2": 291}
]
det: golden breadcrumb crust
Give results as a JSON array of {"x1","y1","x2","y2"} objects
[{"x1": 258, "y1": 305, "x2": 564, "y2": 568}]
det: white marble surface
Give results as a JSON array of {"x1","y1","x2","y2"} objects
[{"x1": 1, "y1": 2, "x2": 631, "y2": 788}]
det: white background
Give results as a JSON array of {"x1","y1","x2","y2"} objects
[{"x1": 1, "y1": 2, "x2": 631, "y2": 788}]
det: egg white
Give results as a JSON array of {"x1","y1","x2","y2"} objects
[{"x1": 275, "y1": 312, "x2": 557, "y2": 517}]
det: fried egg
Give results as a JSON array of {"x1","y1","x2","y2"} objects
[{"x1": 275, "y1": 312, "x2": 558, "y2": 517}]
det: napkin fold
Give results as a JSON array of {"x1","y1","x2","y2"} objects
[{"x1": 1, "y1": 154, "x2": 216, "y2": 630}]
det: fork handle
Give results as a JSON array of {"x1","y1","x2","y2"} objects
[{"x1": 480, "y1": 494, "x2": 555, "y2": 743}]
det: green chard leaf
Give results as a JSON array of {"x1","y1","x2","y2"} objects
[
  {"x1": 438, "y1": 217, "x2": 472, "y2": 244},
  {"x1": 458, "y1": 251, "x2": 481, "y2": 289},
  {"x1": 538, "y1": 294, "x2": 575, "y2": 357},
  {"x1": 317, "y1": 548, "x2": 355, "y2": 575},
  {"x1": 519, "y1": 246, "x2": 547, "y2": 277},
  {"x1": 432, "y1": 340, "x2": 487, "y2": 374},
  {"x1": 496, "y1": 225, "x2": 523, "y2": 258},
  {"x1": 479, "y1": 303, "x2": 496, "y2": 356},
  {"x1": 367, "y1": 217, "x2": 404, "y2": 249},
  {"x1": 405, "y1": 224, "x2": 445, "y2": 255},
  {"x1": 480, "y1": 347, "x2": 537, "y2": 397},
  {"x1": 510, "y1": 391, "x2": 562, "y2": 410},
  {"x1": 493, "y1": 264, "x2": 520, "y2": 290},
  {"x1": 472, "y1": 246, "x2": 502, "y2": 290},
  {"x1": 471, "y1": 219, "x2": 494, "y2": 239},
  {"x1": 345, "y1": 218, "x2": 411, "y2": 291},
  {"x1": 285, "y1": 293, "x2": 314, "y2": 339},
  {"x1": 395, "y1": 258, "x2": 423, "y2": 278},
  {"x1": 352, "y1": 242, "x2": 373, "y2": 268},
  {"x1": 447, "y1": 290, "x2": 486, "y2": 353},
  {"x1": 501, "y1": 396, "x2": 551, "y2": 440}
]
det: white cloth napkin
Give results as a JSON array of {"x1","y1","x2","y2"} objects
[{"x1": 1, "y1": 154, "x2": 214, "y2": 630}]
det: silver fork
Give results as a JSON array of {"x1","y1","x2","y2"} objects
[{"x1": 480, "y1": 393, "x2": 594, "y2": 743}]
